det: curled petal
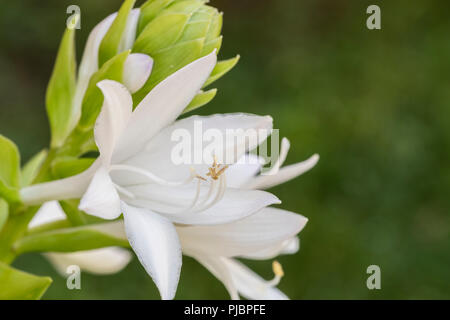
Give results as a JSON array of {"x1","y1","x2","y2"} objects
[
  {"x1": 122, "y1": 203, "x2": 182, "y2": 300},
  {"x1": 245, "y1": 154, "x2": 320, "y2": 190},
  {"x1": 79, "y1": 167, "x2": 122, "y2": 220}
]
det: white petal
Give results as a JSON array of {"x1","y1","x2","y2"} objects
[
  {"x1": 113, "y1": 51, "x2": 217, "y2": 163},
  {"x1": 226, "y1": 154, "x2": 265, "y2": 188},
  {"x1": 241, "y1": 237, "x2": 300, "y2": 260},
  {"x1": 224, "y1": 258, "x2": 289, "y2": 300},
  {"x1": 79, "y1": 167, "x2": 121, "y2": 220},
  {"x1": 115, "y1": 113, "x2": 273, "y2": 185},
  {"x1": 45, "y1": 247, "x2": 132, "y2": 276},
  {"x1": 189, "y1": 254, "x2": 239, "y2": 300},
  {"x1": 72, "y1": 13, "x2": 117, "y2": 130},
  {"x1": 123, "y1": 53, "x2": 153, "y2": 93},
  {"x1": 263, "y1": 137, "x2": 290, "y2": 176},
  {"x1": 118, "y1": 9, "x2": 140, "y2": 52},
  {"x1": 20, "y1": 160, "x2": 100, "y2": 205},
  {"x1": 95, "y1": 80, "x2": 133, "y2": 164},
  {"x1": 245, "y1": 154, "x2": 320, "y2": 190},
  {"x1": 29, "y1": 201, "x2": 66, "y2": 228},
  {"x1": 122, "y1": 203, "x2": 182, "y2": 300},
  {"x1": 126, "y1": 185, "x2": 281, "y2": 225},
  {"x1": 177, "y1": 207, "x2": 307, "y2": 257}
]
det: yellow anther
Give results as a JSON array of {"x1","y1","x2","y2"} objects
[
  {"x1": 272, "y1": 261, "x2": 284, "y2": 278},
  {"x1": 205, "y1": 157, "x2": 229, "y2": 181}
]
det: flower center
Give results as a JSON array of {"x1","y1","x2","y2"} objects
[{"x1": 109, "y1": 157, "x2": 230, "y2": 214}]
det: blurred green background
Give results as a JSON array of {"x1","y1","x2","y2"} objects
[{"x1": 1, "y1": 0, "x2": 449, "y2": 299}]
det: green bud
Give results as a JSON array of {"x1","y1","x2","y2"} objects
[{"x1": 132, "y1": 0, "x2": 236, "y2": 107}]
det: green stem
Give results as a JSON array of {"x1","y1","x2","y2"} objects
[{"x1": 0, "y1": 206, "x2": 39, "y2": 264}]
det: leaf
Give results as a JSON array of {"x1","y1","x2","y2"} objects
[
  {"x1": 46, "y1": 26, "x2": 77, "y2": 148},
  {"x1": 98, "y1": 0, "x2": 136, "y2": 67},
  {"x1": 0, "y1": 262, "x2": 52, "y2": 300},
  {"x1": 183, "y1": 88, "x2": 217, "y2": 114},
  {"x1": 0, "y1": 199, "x2": 8, "y2": 233},
  {"x1": 14, "y1": 222, "x2": 129, "y2": 254},
  {"x1": 133, "y1": 38, "x2": 204, "y2": 104},
  {"x1": 134, "y1": 13, "x2": 189, "y2": 54},
  {"x1": 21, "y1": 149, "x2": 48, "y2": 187},
  {"x1": 51, "y1": 157, "x2": 95, "y2": 179},
  {"x1": 79, "y1": 50, "x2": 130, "y2": 129},
  {"x1": 138, "y1": 0, "x2": 176, "y2": 35},
  {"x1": 0, "y1": 135, "x2": 21, "y2": 203},
  {"x1": 203, "y1": 55, "x2": 240, "y2": 88}
]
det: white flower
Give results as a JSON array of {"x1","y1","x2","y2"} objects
[
  {"x1": 29, "y1": 137, "x2": 317, "y2": 299},
  {"x1": 21, "y1": 51, "x2": 281, "y2": 299}
]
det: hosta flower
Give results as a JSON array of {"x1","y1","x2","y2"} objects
[
  {"x1": 21, "y1": 51, "x2": 281, "y2": 299},
  {"x1": 28, "y1": 134, "x2": 317, "y2": 299}
]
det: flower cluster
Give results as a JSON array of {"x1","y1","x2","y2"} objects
[{"x1": 0, "y1": 0, "x2": 318, "y2": 300}]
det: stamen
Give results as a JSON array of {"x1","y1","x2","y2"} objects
[
  {"x1": 266, "y1": 261, "x2": 285, "y2": 287},
  {"x1": 273, "y1": 261, "x2": 284, "y2": 278},
  {"x1": 110, "y1": 159, "x2": 230, "y2": 215},
  {"x1": 185, "y1": 179, "x2": 202, "y2": 210}
]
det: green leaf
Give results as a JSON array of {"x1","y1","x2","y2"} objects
[
  {"x1": 133, "y1": 38, "x2": 204, "y2": 104},
  {"x1": 0, "y1": 199, "x2": 8, "y2": 233},
  {"x1": 183, "y1": 88, "x2": 217, "y2": 114},
  {"x1": 51, "y1": 157, "x2": 95, "y2": 179},
  {"x1": 138, "y1": 0, "x2": 176, "y2": 35},
  {"x1": 203, "y1": 55, "x2": 240, "y2": 88},
  {"x1": 21, "y1": 149, "x2": 48, "y2": 187},
  {"x1": 134, "y1": 13, "x2": 189, "y2": 54},
  {"x1": 46, "y1": 26, "x2": 77, "y2": 148},
  {"x1": 0, "y1": 262, "x2": 52, "y2": 300},
  {"x1": 0, "y1": 135, "x2": 21, "y2": 203},
  {"x1": 79, "y1": 50, "x2": 130, "y2": 129},
  {"x1": 14, "y1": 222, "x2": 129, "y2": 254},
  {"x1": 98, "y1": 0, "x2": 136, "y2": 67}
]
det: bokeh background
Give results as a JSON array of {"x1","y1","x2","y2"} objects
[{"x1": 1, "y1": 0, "x2": 449, "y2": 299}]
